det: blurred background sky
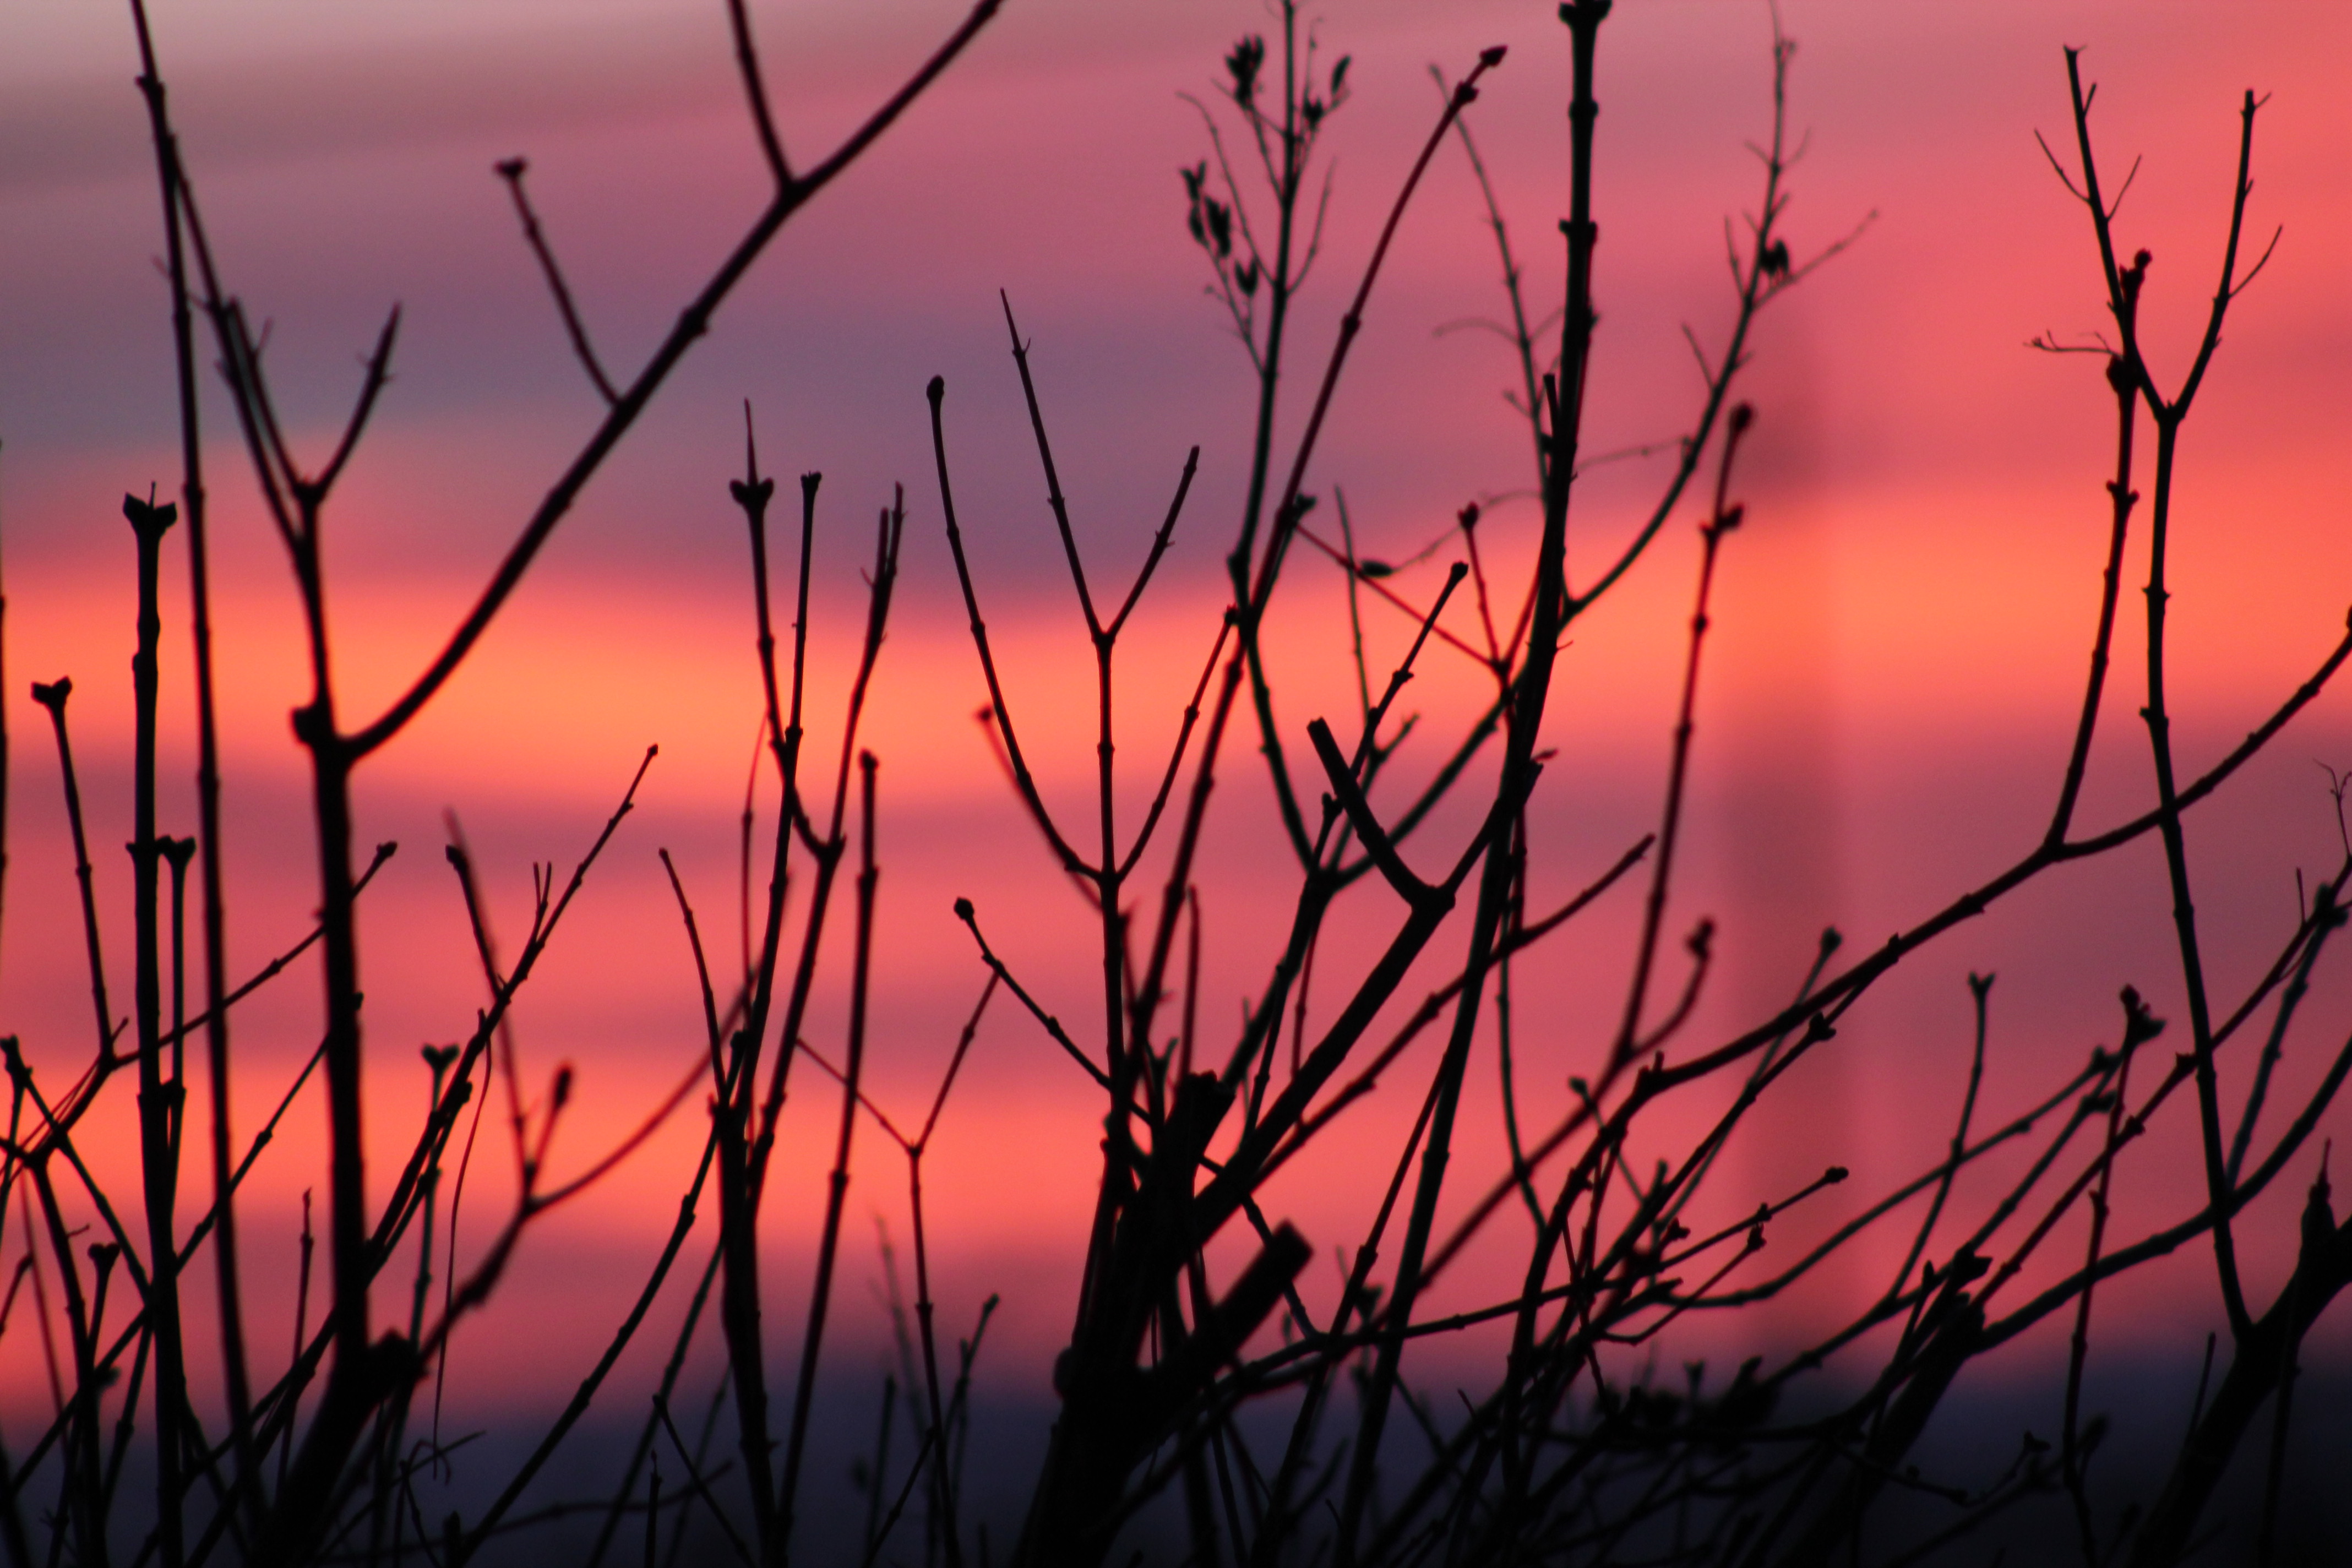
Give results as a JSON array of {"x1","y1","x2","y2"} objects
[{"x1": 5, "y1": 0, "x2": 2352, "y2": 1423}]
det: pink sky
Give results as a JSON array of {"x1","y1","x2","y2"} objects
[{"x1": 6, "y1": 0, "x2": 2352, "y2": 1427}]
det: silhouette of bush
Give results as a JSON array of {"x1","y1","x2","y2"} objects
[{"x1": 3, "y1": 4, "x2": 2349, "y2": 1565}]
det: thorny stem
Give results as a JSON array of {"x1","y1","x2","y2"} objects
[{"x1": 2061, "y1": 51, "x2": 2270, "y2": 1339}]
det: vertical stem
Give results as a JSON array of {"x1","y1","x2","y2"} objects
[
  {"x1": 749, "y1": 474, "x2": 838, "y2": 1189},
  {"x1": 1338, "y1": 9, "x2": 1604, "y2": 1558},
  {"x1": 1222, "y1": 0, "x2": 1305, "y2": 600},
  {"x1": 1095, "y1": 639, "x2": 1126, "y2": 1087},
  {"x1": 776, "y1": 752, "x2": 880, "y2": 1560},
  {"x1": 2046, "y1": 334, "x2": 2143, "y2": 846},
  {"x1": 1089, "y1": 630, "x2": 1139, "y2": 1354},
  {"x1": 2141, "y1": 412, "x2": 2250, "y2": 1337},
  {"x1": 280, "y1": 1191, "x2": 312, "y2": 1491},
  {"x1": 128, "y1": 492, "x2": 186, "y2": 1568},
  {"x1": 31, "y1": 1164, "x2": 108, "y2": 1568},
  {"x1": 907, "y1": 1150, "x2": 963, "y2": 1568},
  {"x1": 714, "y1": 450, "x2": 818, "y2": 1567},
  {"x1": 2064, "y1": 995, "x2": 2146, "y2": 1561},
  {"x1": 716, "y1": 1046, "x2": 777, "y2": 1555},
  {"x1": 311, "y1": 715, "x2": 369, "y2": 1371},
  {"x1": 128, "y1": 493, "x2": 183, "y2": 1568},
  {"x1": 128, "y1": 6, "x2": 262, "y2": 1515},
  {"x1": 163, "y1": 840, "x2": 190, "y2": 1167},
  {"x1": 2065, "y1": 45, "x2": 2273, "y2": 1354},
  {"x1": 258, "y1": 524, "x2": 405, "y2": 1568}
]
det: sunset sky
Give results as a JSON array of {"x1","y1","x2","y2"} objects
[{"x1": 5, "y1": 0, "x2": 2352, "y2": 1425}]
